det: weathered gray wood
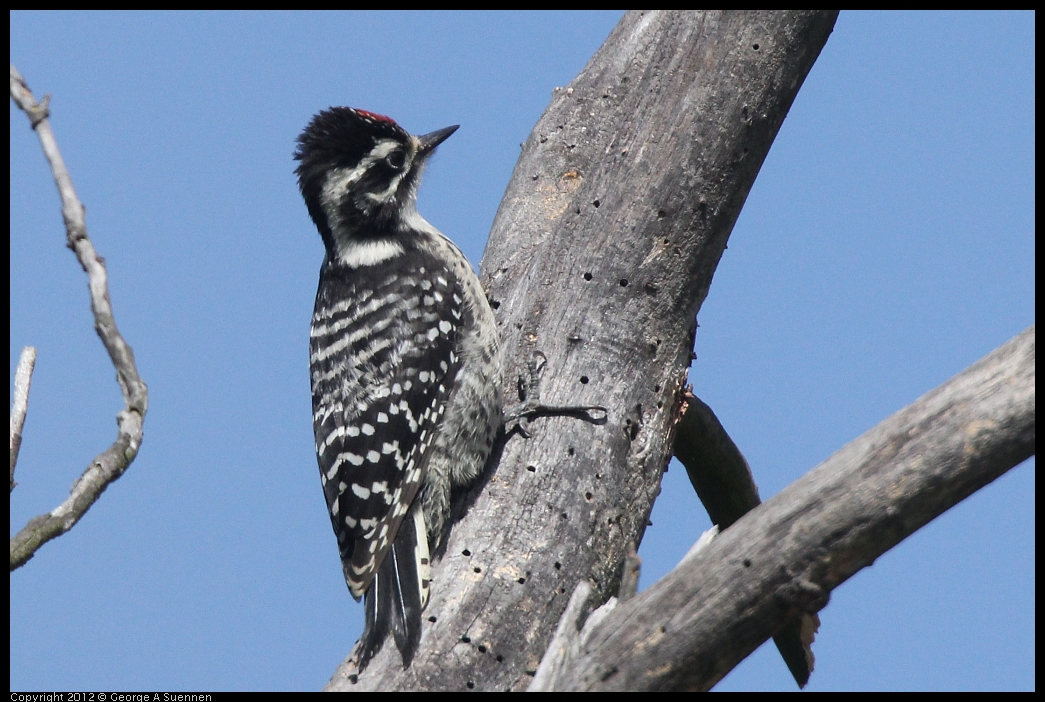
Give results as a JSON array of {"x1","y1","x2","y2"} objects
[
  {"x1": 327, "y1": 10, "x2": 838, "y2": 691},
  {"x1": 547, "y1": 326, "x2": 1034, "y2": 691},
  {"x1": 528, "y1": 527, "x2": 718, "y2": 692}
]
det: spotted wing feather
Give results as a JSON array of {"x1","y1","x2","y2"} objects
[{"x1": 310, "y1": 253, "x2": 463, "y2": 599}]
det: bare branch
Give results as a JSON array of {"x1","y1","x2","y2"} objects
[
  {"x1": 9, "y1": 64, "x2": 149, "y2": 571},
  {"x1": 543, "y1": 326, "x2": 1035, "y2": 691},
  {"x1": 10, "y1": 346, "x2": 38, "y2": 491}
]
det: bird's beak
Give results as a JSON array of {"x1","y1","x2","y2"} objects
[{"x1": 417, "y1": 125, "x2": 459, "y2": 157}]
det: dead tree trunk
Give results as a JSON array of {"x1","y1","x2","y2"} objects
[{"x1": 329, "y1": 11, "x2": 840, "y2": 691}]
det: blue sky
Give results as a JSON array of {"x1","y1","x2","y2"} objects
[{"x1": 10, "y1": 11, "x2": 1033, "y2": 692}]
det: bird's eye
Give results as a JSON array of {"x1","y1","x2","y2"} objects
[{"x1": 386, "y1": 150, "x2": 406, "y2": 170}]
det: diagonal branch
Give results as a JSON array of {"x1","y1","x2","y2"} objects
[
  {"x1": 10, "y1": 64, "x2": 149, "y2": 571},
  {"x1": 541, "y1": 325, "x2": 1034, "y2": 691}
]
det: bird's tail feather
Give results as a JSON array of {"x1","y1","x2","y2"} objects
[{"x1": 357, "y1": 509, "x2": 424, "y2": 671}]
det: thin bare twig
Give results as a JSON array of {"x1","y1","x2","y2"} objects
[
  {"x1": 9, "y1": 64, "x2": 149, "y2": 571},
  {"x1": 11, "y1": 346, "x2": 38, "y2": 492}
]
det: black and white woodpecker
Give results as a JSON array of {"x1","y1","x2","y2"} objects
[{"x1": 295, "y1": 107, "x2": 503, "y2": 670}]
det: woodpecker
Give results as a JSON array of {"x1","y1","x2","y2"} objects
[{"x1": 295, "y1": 107, "x2": 503, "y2": 670}]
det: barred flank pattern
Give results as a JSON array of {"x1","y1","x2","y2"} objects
[{"x1": 310, "y1": 252, "x2": 464, "y2": 599}]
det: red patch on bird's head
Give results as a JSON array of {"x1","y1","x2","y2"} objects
[{"x1": 353, "y1": 108, "x2": 398, "y2": 126}]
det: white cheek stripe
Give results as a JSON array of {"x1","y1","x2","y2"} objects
[{"x1": 320, "y1": 165, "x2": 366, "y2": 216}]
